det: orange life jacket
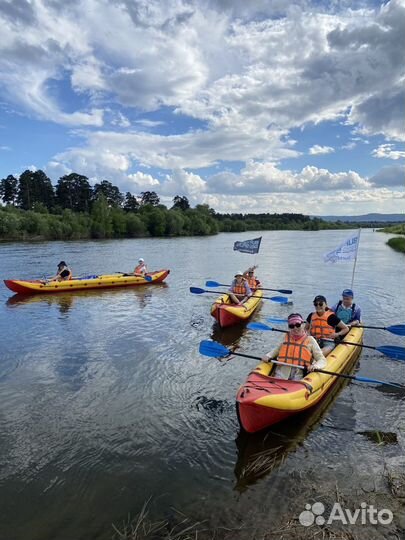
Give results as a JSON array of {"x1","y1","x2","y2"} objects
[
  {"x1": 232, "y1": 280, "x2": 248, "y2": 295},
  {"x1": 310, "y1": 310, "x2": 335, "y2": 339},
  {"x1": 247, "y1": 276, "x2": 257, "y2": 289},
  {"x1": 134, "y1": 263, "x2": 146, "y2": 274},
  {"x1": 277, "y1": 333, "x2": 313, "y2": 367}
]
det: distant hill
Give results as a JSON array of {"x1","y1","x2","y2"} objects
[{"x1": 320, "y1": 213, "x2": 405, "y2": 223}]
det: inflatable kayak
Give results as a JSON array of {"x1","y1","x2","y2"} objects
[
  {"x1": 210, "y1": 289, "x2": 263, "y2": 327},
  {"x1": 236, "y1": 326, "x2": 363, "y2": 433},
  {"x1": 4, "y1": 269, "x2": 170, "y2": 294}
]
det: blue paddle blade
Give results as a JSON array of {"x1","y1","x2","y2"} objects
[
  {"x1": 190, "y1": 287, "x2": 205, "y2": 294},
  {"x1": 387, "y1": 325, "x2": 405, "y2": 336},
  {"x1": 270, "y1": 296, "x2": 288, "y2": 303},
  {"x1": 377, "y1": 345, "x2": 405, "y2": 361},
  {"x1": 144, "y1": 275, "x2": 152, "y2": 282},
  {"x1": 247, "y1": 322, "x2": 273, "y2": 331},
  {"x1": 267, "y1": 317, "x2": 288, "y2": 324},
  {"x1": 199, "y1": 340, "x2": 230, "y2": 358},
  {"x1": 354, "y1": 375, "x2": 404, "y2": 388},
  {"x1": 205, "y1": 280, "x2": 223, "y2": 287}
]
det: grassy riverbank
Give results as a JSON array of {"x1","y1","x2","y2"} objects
[
  {"x1": 379, "y1": 223, "x2": 405, "y2": 253},
  {"x1": 387, "y1": 237, "x2": 405, "y2": 253}
]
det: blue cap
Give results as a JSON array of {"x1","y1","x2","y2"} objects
[{"x1": 342, "y1": 289, "x2": 353, "y2": 298}]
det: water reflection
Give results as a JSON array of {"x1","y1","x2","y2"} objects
[{"x1": 234, "y1": 371, "x2": 356, "y2": 492}]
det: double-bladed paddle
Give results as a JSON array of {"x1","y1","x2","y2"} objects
[
  {"x1": 266, "y1": 317, "x2": 405, "y2": 337},
  {"x1": 205, "y1": 280, "x2": 292, "y2": 295},
  {"x1": 189, "y1": 287, "x2": 289, "y2": 304},
  {"x1": 115, "y1": 272, "x2": 152, "y2": 281},
  {"x1": 198, "y1": 340, "x2": 405, "y2": 389},
  {"x1": 247, "y1": 322, "x2": 405, "y2": 362}
]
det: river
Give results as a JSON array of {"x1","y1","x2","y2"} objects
[{"x1": 0, "y1": 229, "x2": 404, "y2": 539}]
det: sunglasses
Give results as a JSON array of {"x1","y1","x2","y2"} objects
[
  {"x1": 314, "y1": 302, "x2": 324, "y2": 307},
  {"x1": 288, "y1": 323, "x2": 302, "y2": 329}
]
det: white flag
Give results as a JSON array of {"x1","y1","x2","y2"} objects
[{"x1": 324, "y1": 230, "x2": 361, "y2": 263}]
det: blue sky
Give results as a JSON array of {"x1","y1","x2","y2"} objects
[{"x1": 0, "y1": 0, "x2": 404, "y2": 215}]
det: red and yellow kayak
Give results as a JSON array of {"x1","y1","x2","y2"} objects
[
  {"x1": 210, "y1": 289, "x2": 263, "y2": 328},
  {"x1": 236, "y1": 326, "x2": 363, "y2": 433},
  {"x1": 4, "y1": 269, "x2": 170, "y2": 294}
]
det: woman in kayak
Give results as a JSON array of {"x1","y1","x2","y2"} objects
[
  {"x1": 243, "y1": 265, "x2": 261, "y2": 290},
  {"x1": 261, "y1": 313, "x2": 327, "y2": 381},
  {"x1": 306, "y1": 295, "x2": 349, "y2": 355},
  {"x1": 133, "y1": 258, "x2": 147, "y2": 276},
  {"x1": 48, "y1": 261, "x2": 72, "y2": 282},
  {"x1": 228, "y1": 271, "x2": 252, "y2": 307}
]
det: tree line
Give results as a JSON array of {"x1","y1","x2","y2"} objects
[{"x1": 0, "y1": 169, "x2": 350, "y2": 241}]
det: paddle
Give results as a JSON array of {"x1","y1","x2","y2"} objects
[
  {"x1": 266, "y1": 317, "x2": 405, "y2": 337},
  {"x1": 115, "y1": 272, "x2": 152, "y2": 281},
  {"x1": 205, "y1": 280, "x2": 292, "y2": 295},
  {"x1": 198, "y1": 340, "x2": 405, "y2": 390},
  {"x1": 190, "y1": 287, "x2": 289, "y2": 304},
  {"x1": 248, "y1": 322, "x2": 405, "y2": 362}
]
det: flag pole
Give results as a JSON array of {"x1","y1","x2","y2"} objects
[{"x1": 350, "y1": 228, "x2": 361, "y2": 289}]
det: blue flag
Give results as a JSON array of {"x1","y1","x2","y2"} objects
[{"x1": 233, "y1": 237, "x2": 262, "y2": 254}]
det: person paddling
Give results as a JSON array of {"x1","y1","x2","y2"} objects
[
  {"x1": 306, "y1": 295, "x2": 349, "y2": 355},
  {"x1": 331, "y1": 289, "x2": 361, "y2": 328},
  {"x1": 47, "y1": 261, "x2": 72, "y2": 282},
  {"x1": 134, "y1": 258, "x2": 147, "y2": 276},
  {"x1": 261, "y1": 313, "x2": 327, "y2": 380},
  {"x1": 228, "y1": 271, "x2": 252, "y2": 307},
  {"x1": 243, "y1": 266, "x2": 261, "y2": 290}
]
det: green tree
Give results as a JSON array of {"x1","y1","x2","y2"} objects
[
  {"x1": 17, "y1": 170, "x2": 55, "y2": 210},
  {"x1": 140, "y1": 191, "x2": 160, "y2": 207},
  {"x1": 126, "y1": 213, "x2": 147, "y2": 237},
  {"x1": 124, "y1": 192, "x2": 139, "y2": 212},
  {"x1": 166, "y1": 209, "x2": 185, "y2": 235},
  {"x1": 91, "y1": 195, "x2": 113, "y2": 238},
  {"x1": 172, "y1": 195, "x2": 190, "y2": 211},
  {"x1": 56, "y1": 173, "x2": 92, "y2": 212},
  {"x1": 0, "y1": 175, "x2": 18, "y2": 205},
  {"x1": 93, "y1": 180, "x2": 123, "y2": 207}
]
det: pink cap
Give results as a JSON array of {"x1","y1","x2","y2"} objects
[{"x1": 288, "y1": 314, "x2": 304, "y2": 325}]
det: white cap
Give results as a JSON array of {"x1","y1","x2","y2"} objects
[
  {"x1": 138, "y1": 258, "x2": 144, "y2": 262},
  {"x1": 235, "y1": 270, "x2": 243, "y2": 276}
]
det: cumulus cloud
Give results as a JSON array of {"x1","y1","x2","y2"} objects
[
  {"x1": 372, "y1": 144, "x2": 405, "y2": 160},
  {"x1": 0, "y1": 0, "x2": 403, "y2": 140},
  {"x1": 206, "y1": 161, "x2": 370, "y2": 193},
  {"x1": 309, "y1": 145, "x2": 335, "y2": 155}
]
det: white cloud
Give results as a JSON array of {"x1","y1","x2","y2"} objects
[
  {"x1": 341, "y1": 142, "x2": 356, "y2": 150},
  {"x1": 135, "y1": 119, "x2": 165, "y2": 128},
  {"x1": 0, "y1": 0, "x2": 403, "y2": 141},
  {"x1": 309, "y1": 145, "x2": 335, "y2": 155},
  {"x1": 372, "y1": 144, "x2": 405, "y2": 160},
  {"x1": 206, "y1": 161, "x2": 370, "y2": 193}
]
